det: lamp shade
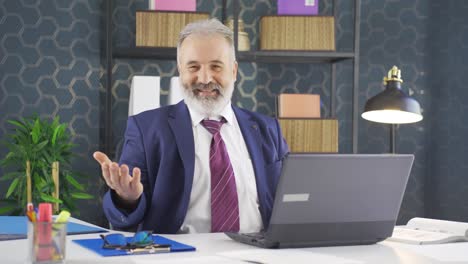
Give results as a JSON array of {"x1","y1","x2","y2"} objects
[{"x1": 361, "y1": 66, "x2": 423, "y2": 124}]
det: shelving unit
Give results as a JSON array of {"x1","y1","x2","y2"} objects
[
  {"x1": 104, "y1": 0, "x2": 361, "y2": 156},
  {"x1": 113, "y1": 47, "x2": 354, "y2": 63}
]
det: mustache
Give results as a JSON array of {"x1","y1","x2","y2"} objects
[{"x1": 191, "y1": 83, "x2": 222, "y2": 93}]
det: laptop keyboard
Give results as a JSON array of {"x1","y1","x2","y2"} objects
[
  {"x1": 226, "y1": 231, "x2": 280, "y2": 248},
  {"x1": 240, "y1": 232, "x2": 265, "y2": 240}
]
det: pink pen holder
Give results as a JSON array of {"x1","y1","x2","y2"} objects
[{"x1": 28, "y1": 221, "x2": 67, "y2": 264}]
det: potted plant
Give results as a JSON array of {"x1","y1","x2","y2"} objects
[{"x1": 0, "y1": 116, "x2": 93, "y2": 215}]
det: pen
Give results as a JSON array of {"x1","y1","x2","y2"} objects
[
  {"x1": 26, "y1": 203, "x2": 36, "y2": 222},
  {"x1": 127, "y1": 244, "x2": 171, "y2": 254},
  {"x1": 48, "y1": 211, "x2": 70, "y2": 261}
]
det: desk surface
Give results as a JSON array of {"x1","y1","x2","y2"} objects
[{"x1": 2, "y1": 219, "x2": 468, "y2": 264}]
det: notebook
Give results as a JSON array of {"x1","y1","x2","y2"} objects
[
  {"x1": 226, "y1": 154, "x2": 414, "y2": 248},
  {"x1": 0, "y1": 216, "x2": 108, "y2": 241}
]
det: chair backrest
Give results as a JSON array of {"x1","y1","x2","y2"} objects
[
  {"x1": 168, "y1": 76, "x2": 184, "y2": 105},
  {"x1": 128, "y1": 76, "x2": 160, "y2": 116}
]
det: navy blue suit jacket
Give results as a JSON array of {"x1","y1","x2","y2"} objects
[{"x1": 103, "y1": 101, "x2": 288, "y2": 233}]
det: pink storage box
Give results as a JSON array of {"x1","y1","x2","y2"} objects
[
  {"x1": 278, "y1": 0, "x2": 318, "y2": 15},
  {"x1": 152, "y1": 0, "x2": 196, "y2": 12}
]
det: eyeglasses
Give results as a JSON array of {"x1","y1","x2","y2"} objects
[{"x1": 100, "y1": 231, "x2": 154, "y2": 250}]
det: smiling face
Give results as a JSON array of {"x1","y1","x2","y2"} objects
[{"x1": 178, "y1": 33, "x2": 238, "y2": 117}]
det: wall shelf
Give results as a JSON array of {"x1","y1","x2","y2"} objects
[
  {"x1": 113, "y1": 47, "x2": 177, "y2": 60},
  {"x1": 114, "y1": 47, "x2": 354, "y2": 64},
  {"x1": 104, "y1": 0, "x2": 361, "y2": 156},
  {"x1": 237, "y1": 51, "x2": 355, "y2": 64}
]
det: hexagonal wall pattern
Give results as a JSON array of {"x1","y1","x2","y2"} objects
[
  {"x1": 3, "y1": 0, "x2": 468, "y2": 227},
  {"x1": 359, "y1": 0, "x2": 429, "y2": 224},
  {"x1": 0, "y1": 0, "x2": 105, "y2": 226},
  {"x1": 425, "y1": 1, "x2": 468, "y2": 221}
]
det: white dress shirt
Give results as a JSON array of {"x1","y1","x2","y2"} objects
[{"x1": 178, "y1": 103, "x2": 263, "y2": 233}]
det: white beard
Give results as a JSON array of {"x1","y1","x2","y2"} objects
[{"x1": 182, "y1": 82, "x2": 234, "y2": 117}]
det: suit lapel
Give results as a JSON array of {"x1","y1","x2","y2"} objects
[
  {"x1": 233, "y1": 106, "x2": 269, "y2": 226},
  {"x1": 233, "y1": 107, "x2": 265, "y2": 169},
  {"x1": 168, "y1": 101, "x2": 195, "y2": 207}
]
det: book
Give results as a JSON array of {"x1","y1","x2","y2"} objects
[{"x1": 388, "y1": 217, "x2": 468, "y2": 245}]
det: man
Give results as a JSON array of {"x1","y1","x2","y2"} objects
[{"x1": 94, "y1": 18, "x2": 288, "y2": 234}]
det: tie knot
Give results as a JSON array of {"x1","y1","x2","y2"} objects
[{"x1": 201, "y1": 118, "x2": 226, "y2": 135}]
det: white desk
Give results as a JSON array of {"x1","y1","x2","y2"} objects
[{"x1": 2, "y1": 219, "x2": 468, "y2": 264}]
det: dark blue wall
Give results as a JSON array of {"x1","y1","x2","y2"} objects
[
  {"x1": 1, "y1": 0, "x2": 467, "y2": 226},
  {"x1": 358, "y1": 0, "x2": 430, "y2": 223},
  {"x1": 426, "y1": 1, "x2": 468, "y2": 221},
  {"x1": 0, "y1": 0, "x2": 107, "y2": 226}
]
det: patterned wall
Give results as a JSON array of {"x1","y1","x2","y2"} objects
[
  {"x1": 0, "y1": 0, "x2": 107, "y2": 226},
  {"x1": 1, "y1": 0, "x2": 467, "y2": 226},
  {"x1": 426, "y1": 1, "x2": 468, "y2": 221},
  {"x1": 358, "y1": 0, "x2": 429, "y2": 223}
]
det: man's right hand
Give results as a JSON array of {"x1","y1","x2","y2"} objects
[{"x1": 93, "y1": 151, "x2": 143, "y2": 206}]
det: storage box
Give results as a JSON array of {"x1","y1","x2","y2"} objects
[
  {"x1": 278, "y1": 0, "x2": 318, "y2": 15},
  {"x1": 260, "y1": 16, "x2": 335, "y2": 51},
  {"x1": 149, "y1": 0, "x2": 196, "y2": 12},
  {"x1": 279, "y1": 118, "x2": 338, "y2": 153},
  {"x1": 136, "y1": 11, "x2": 209, "y2": 47},
  {"x1": 277, "y1": 94, "x2": 321, "y2": 118}
]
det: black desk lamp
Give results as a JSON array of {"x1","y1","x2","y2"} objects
[{"x1": 361, "y1": 66, "x2": 423, "y2": 153}]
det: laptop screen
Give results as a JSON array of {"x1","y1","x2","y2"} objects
[{"x1": 270, "y1": 154, "x2": 414, "y2": 225}]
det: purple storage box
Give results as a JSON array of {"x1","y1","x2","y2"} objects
[
  {"x1": 153, "y1": 0, "x2": 196, "y2": 12},
  {"x1": 278, "y1": 0, "x2": 318, "y2": 15}
]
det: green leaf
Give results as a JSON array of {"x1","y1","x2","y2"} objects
[
  {"x1": 52, "y1": 116, "x2": 60, "y2": 129},
  {"x1": 6, "y1": 120, "x2": 29, "y2": 134},
  {"x1": 52, "y1": 124, "x2": 67, "y2": 146},
  {"x1": 31, "y1": 118, "x2": 41, "y2": 144},
  {"x1": 52, "y1": 125, "x2": 60, "y2": 146},
  {"x1": 70, "y1": 192, "x2": 93, "y2": 199},
  {"x1": 65, "y1": 174, "x2": 85, "y2": 191},
  {"x1": 39, "y1": 193, "x2": 63, "y2": 203},
  {"x1": 34, "y1": 174, "x2": 47, "y2": 190},
  {"x1": 0, "y1": 205, "x2": 17, "y2": 215},
  {"x1": 33, "y1": 140, "x2": 49, "y2": 153},
  {"x1": 5, "y1": 178, "x2": 20, "y2": 198},
  {"x1": 0, "y1": 171, "x2": 24, "y2": 181}
]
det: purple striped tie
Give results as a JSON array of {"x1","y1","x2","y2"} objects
[{"x1": 201, "y1": 119, "x2": 240, "y2": 232}]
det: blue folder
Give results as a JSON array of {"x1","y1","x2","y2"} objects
[
  {"x1": 0, "y1": 216, "x2": 108, "y2": 240},
  {"x1": 73, "y1": 235, "x2": 196, "y2": 256}
]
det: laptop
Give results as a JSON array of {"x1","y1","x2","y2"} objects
[{"x1": 226, "y1": 153, "x2": 414, "y2": 248}]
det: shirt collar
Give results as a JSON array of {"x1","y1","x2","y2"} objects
[{"x1": 186, "y1": 102, "x2": 234, "y2": 127}]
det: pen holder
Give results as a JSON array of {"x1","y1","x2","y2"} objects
[{"x1": 28, "y1": 221, "x2": 67, "y2": 264}]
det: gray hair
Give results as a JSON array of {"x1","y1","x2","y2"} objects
[{"x1": 177, "y1": 18, "x2": 236, "y2": 64}]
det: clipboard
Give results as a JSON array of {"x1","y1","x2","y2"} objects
[{"x1": 73, "y1": 235, "x2": 196, "y2": 256}]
